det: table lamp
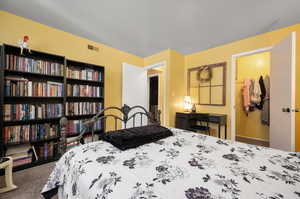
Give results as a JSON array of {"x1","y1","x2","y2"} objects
[{"x1": 184, "y1": 96, "x2": 192, "y2": 112}]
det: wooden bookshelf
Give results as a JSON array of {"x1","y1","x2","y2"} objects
[{"x1": 0, "y1": 44, "x2": 105, "y2": 171}]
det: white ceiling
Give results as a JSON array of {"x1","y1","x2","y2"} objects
[{"x1": 1, "y1": 0, "x2": 300, "y2": 57}]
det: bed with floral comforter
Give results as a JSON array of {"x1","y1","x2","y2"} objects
[{"x1": 42, "y1": 128, "x2": 300, "y2": 199}]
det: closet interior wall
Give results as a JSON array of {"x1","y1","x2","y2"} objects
[{"x1": 236, "y1": 52, "x2": 270, "y2": 142}]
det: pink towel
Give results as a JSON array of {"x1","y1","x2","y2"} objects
[{"x1": 242, "y1": 79, "x2": 251, "y2": 112}]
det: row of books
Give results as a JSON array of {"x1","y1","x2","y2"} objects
[
  {"x1": 6, "y1": 54, "x2": 64, "y2": 76},
  {"x1": 3, "y1": 124, "x2": 59, "y2": 144},
  {"x1": 5, "y1": 77, "x2": 64, "y2": 97},
  {"x1": 65, "y1": 102, "x2": 102, "y2": 116},
  {"x1": 67, "y1": 67, "x2": 103, "y2": 82},
  {"x1": 35, "y1": 142, "x2": 58, "y2": 160},
  {"x1": 4, "y1": 104, "x2": 63, "y2": 121},
  {"x1": 67, "y1": 119, "x2": 102, "y2": 135},
  {"x1": 67, "y1": 84, "x2": 102, "y2": 97}
]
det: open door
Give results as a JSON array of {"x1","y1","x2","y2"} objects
[
  {"x1": 270, "y1": 32, "x2": 296, "y2": 151},
  {"x1": 122, "y1": 63, "x2": 148, "y2": 127},
  {"x1": 149, "y1": 75, "x2": 159, "y2": 121}
]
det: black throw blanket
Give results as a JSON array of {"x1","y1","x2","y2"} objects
[{"x1": 102, "y1": 125, "x2": 173, "y2": 150}]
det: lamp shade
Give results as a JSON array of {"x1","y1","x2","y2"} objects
[{"x1": 184, "y1": 96, "x2": 192, "y2": 111}]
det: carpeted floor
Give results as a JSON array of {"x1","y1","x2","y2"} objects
[{"x1": 0, "y1": 162, "x2": 57, "y2": 199}]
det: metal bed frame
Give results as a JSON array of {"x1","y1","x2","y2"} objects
[{"x1": 59, "y1": 104, "x2": 160, "y2": 154}]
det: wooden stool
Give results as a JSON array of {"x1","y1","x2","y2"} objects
[{"x1": 0, "y1": 157, "x2": 17, "y2": 193}]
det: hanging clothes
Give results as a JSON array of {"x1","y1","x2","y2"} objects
[
  {"x1": 256, "y1": 76, "x2": 266, "y2": 110},
  {"x1": 250, "y1": 79, "x2": 261, "y2": 104},
  {"x1": 242, "y1": 79, "x2": 251, "y2": 113},
  {"x1": 261, "y1": 75, "x2": 270, "y2": 125}
]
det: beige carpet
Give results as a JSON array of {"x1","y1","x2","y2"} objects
[{"x1": 0, "y1": 162, "x2": 57, "y2": 199}]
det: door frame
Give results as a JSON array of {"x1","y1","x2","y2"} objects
[
  {"x1": 145, "y1": 61, "x2": 167, "y2": 126},
  {"x1": 290, "y1": 32, "x2": 296, "y2": 151},
  {"x1": 230, "y1": 46, "x2": 273, "y2": 141}
]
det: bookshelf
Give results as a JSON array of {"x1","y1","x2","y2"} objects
[
  {"x1": 65, "y1": 59, "x2": 104, "y2": 139},
  {"x1": 0, "y1": 44, "x2": 105, "y2": 171}
]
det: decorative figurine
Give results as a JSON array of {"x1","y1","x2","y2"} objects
[
  {"x1": 192, "y1": 104, "x2": 197, "y2": 113},
  {"x1": 18, "y1": 35, "x2": 31, "y2": 54}
]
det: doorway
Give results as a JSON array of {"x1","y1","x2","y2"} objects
[
  {"x1": 235, "y1": 51, "x2": 271, "y2": 147},
  {"x1": 122, "y1": 61, "x2": 167, "y2": 126},
  {"x1": 148, "y1": 75, "x2": 159, "y2": 122},
  {"x1": 147, "y1": 65, "x2": 166, "y2": 125},
  {"x1": 230, "y1": 32, "x2": 296, "y2": 152}
]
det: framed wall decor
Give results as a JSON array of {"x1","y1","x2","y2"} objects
[{"x1": 187, "y1": 62, "x2": 226, "y2": 106}]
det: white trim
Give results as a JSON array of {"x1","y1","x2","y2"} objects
[
  {"x1": 230, "y1": 47, "x2": 273, "y2": 141},
  {"x1": 231, "y1": 47, "x2": 273, "y2": 58},
  {"x1": 290, "y1": 32, "x2": 296, "y2": 152},
  {"x1": 144, "y1": 61, "x2": 167, "y2": 70},
  {"x1": 148, "y1": 74, "x2": 159, "y2": 78}
]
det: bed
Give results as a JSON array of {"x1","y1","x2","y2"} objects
[{"x1": 42, "y1": 105, "x2": 300, "y2": 199}]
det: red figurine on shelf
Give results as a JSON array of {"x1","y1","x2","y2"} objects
[{"x1": 18, "y1": 35, "x2": 31, "y2": 54}]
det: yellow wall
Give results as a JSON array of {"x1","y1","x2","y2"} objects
[
  {"x1": 236, "y1": 52, "x2": 270, "y2": 141},
  {"x1": 185, "y1": 24, "x2": 300, "y2": 151},
  {"x1": 143, "y1": 49, "x2": 185, "y2": 127},
  {"x1": 0, "y1": 11, "x2": 144, "y2": 130},
  {"x1": 168, "y1": 50, "x2": 185, "y2": 127}
]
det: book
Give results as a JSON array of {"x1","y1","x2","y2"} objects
[{"x1": 6, "y1": 144, "x2": 31, "y2": 155}]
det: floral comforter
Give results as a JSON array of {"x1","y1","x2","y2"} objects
[{"x1": 42, "y1": 128, "x2": 300, "y2": 199}]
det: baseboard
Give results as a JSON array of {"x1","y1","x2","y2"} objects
[{"x1": 236, "y1": 135, "x2": 269, "y2": 147}]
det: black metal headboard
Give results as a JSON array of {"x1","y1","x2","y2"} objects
[
  {"x1": 90, "y1": 104, "x2": 160, "y2": 130},
  {"x1": 60, "y1": 104, "x2": 160, "y2": 147}
]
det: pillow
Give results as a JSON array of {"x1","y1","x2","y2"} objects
[{"x1": 102, "y1": 125, "x2": 173, "y2": 150}]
